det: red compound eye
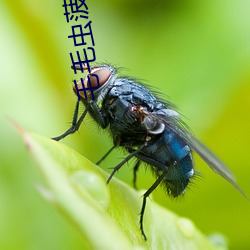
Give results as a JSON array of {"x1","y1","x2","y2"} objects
[
  {"x1": 73, "y1": 67, "x2": 111, "y2": 100},
  {"x1": 86, "y1": 68, "x2": 111, "y2": 88}
]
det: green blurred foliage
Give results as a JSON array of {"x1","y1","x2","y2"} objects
[
  {"x1": 17, "y1": 131, "x2": 223, "y2": 250},
  {"x1": 0, "y1": 0, "x2": 249, "y2": 249}
]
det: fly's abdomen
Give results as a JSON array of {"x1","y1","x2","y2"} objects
[
  {"x1": 137, "y1": 128, "x2": 194, "y2": 197},
  {"x1": 163, "y1": 129, "x2": 194, "y2": 196},
  {"x1": 164, "y1": 153, "x2": 193, "y2": 197}
]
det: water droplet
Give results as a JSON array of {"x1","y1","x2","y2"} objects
[
  {"x1": 177, "y1": 217, "x2": 196, "y2": 238},
  {"x1": 71, "y1": 170, "x2": 110, "y2": 209}
]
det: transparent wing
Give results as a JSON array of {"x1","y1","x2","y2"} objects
[
  {"x1": 170, "y1": 121, "x2": 247, "y2": 198},
  {"x1": 148, "y1": 110, "x2": 247, "y2": 198}
]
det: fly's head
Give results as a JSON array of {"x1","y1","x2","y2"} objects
[{"x1": 73, "y1": 64, "x2": 117, "y2": 105}]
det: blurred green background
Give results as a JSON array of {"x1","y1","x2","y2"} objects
[{"x1": 1, "y1": 0, "x2": 250, "y2": 249}]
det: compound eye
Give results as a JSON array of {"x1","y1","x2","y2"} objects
[
  {"x1": 85, "y1": 68, "x2": 111, "y2": 88},
  {"x1": 73, "y1": 67, "x2": 111, "y2": 100}
]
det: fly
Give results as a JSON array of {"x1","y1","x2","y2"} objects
[{"x1": 52, "y1": 63, "x2": 247, "y2": 240}]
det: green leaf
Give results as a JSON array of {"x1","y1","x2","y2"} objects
[{"x1": 19, "y1": 128, "x2": 226, "y2": 250}]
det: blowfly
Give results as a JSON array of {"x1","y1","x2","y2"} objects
[{"x1": 52, "y1": 63, "x2": 246, "y2": 240}]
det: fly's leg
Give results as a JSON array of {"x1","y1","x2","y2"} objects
[
  {"x1": 107, "y1": 143, "x2": 146, "y2": 184},
  {"x1": 52, "y1": 100, "x2": 89, "y2": 141},
  {"x1": 140, "y1": 172, "x2": 166, "y2": 240},
  {"x1": 133, "y1": 160, "x2": 141, "y2": 189},
  {"x1": 88, "y1": 100, "x2": 107, "y2": 129},
  {"x1": 96, "y1": 145, "x2": 116, "y2": 165},
  {"x1": 52, "y1": 100, "x2": 107, "y2": 141}
]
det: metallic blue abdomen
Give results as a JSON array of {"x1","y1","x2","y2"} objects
[{"x1": 136, "y1": 128, "x2": 194, "y2": 197}]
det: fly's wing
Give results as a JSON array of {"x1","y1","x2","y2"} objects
[
  {"x1": 150, "y1": 109, "x2": 247, "y2": 198},
  {"x1": 181, "y1": 131, "x2": 248, "y2": 197}
]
